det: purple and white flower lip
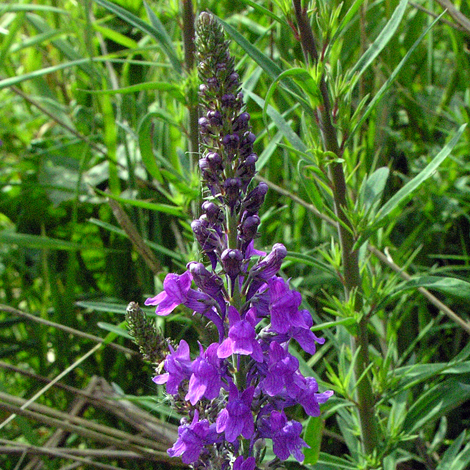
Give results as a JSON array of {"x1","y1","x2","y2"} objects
[{"x1": 143, "y1": 11, "x2": 332, "y2": 468}]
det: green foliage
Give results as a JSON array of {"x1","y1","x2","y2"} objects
[{"x1": 1, "y1": 0, "x2": 470, "y2": 469}]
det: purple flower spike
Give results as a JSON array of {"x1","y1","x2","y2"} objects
[
  {"x1": 188, "y1": 262, "x2": 224, "y2": 298},
  {"x1": 168, "y1": 410, "x2": 220, "y2": 464},
  {"x1": 216, "y1": 383, "x2": 255, "y2": 442},
  {"x1": 207, "y1": 110, "x2": 222, "y2": 126},
  {"x1": 153, "y1": 339, "x2": 192, "y2": 394},
  {"x1": 233, "y1": 112, "x2": 250, "y2": 132},
  {"x1": 145, "y1": 270, "x2": 220, "y2": 319},
  {"x1": 218, "y1": 306, "x2": 263, "y2": 362},
  {"x1": 186, "y1": 343, "x2": 223, "y2": 405},
  {"x1": 233, "y1": 456, "x2": 256, "y2": 470}
]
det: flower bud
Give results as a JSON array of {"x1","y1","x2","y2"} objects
[
  {"x1": 240, "y1": 214, "x2": 260, "y2": 242},
  {"x1": 207, "y1": 110, "x2": 222, "y2": 127},
  {"x1": 233, "y1": 112, "x2": 250, "y2": 132},
  {"x1": 224, "y1": 178, "x2": 242, "y2": 212},
  {"x1": 221, "y1": 249, "x2": 244, "y2": 280},
  {"x1": 222, "y1": 134, "x2": 240, "y2": 155},
  {"x1": 222, "y1": 93, "x2": 236, "y2": 108},
  {"x1": 242, "y1": 182, "x2": 268, "y2": 215},
  {"x1": 202, "y1": 201, "x2": 223, "y2": 225},
  {"x1": 199, "y1": 117, "x2": 210, "y2": 134},
  {"x1": 191, "y1": 218, "x2": 220, "y2": 252},
  {"x1": 188, "y1": 262, "x2": 225, "y2": 299}
]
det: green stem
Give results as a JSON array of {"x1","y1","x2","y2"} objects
[{"x1": 292, "y1": 0, "x2": 378, "y2": 457}]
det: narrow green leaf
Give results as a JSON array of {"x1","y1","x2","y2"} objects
[
  {"x1": 304, "y1": 417, "x2": 323, "y2": 464},
  {"x1": 138, "y1": 113, "x2": 164, "y2": 183},
  {"x1": 94, "y1": 188, "x2": 183, "y2": 216},
  {"x1": 240, "y1": 0, "x2": 288, "y2": 27},
  {"x1": 437, "y1": 431, "x2": 470, "y2": 470},
  {"x1": 362, "y1": 167, "x2": 389, "y2": 209},
  {"x1": 27, "y1": 13, "x2": 97, "y2": 78},
  {"x1": 93, "y1": 23, "x2": 139, "y2": 49},
  {"x1": 287, "y1": 251, "x2": 338, "y2": 277},
  {"x1": 76, "y1": 301, "x2": 129, "y2": 315},
  {"x1": 329, "y1": 0, "x2": 365, "y2": 47},
  {"x1": 217, "y1": 17, "x2": 282, "y2": 81},
  {"x1": 394, "y1": 275, "x2": 470, "y2": 301},
  {"x1": 298, "y1": 161, "x2": 324, "y2": 213},
  {"x1": 349, "y1": 0, "x2": 408, "y2": 88},
  {"x1": 347, "y1": 12, "x2": 445, "y2": 142},
  {"x1": 257, "y1": 130, "x2": 283, "y2": 171},
  {"x1": 0, "y1": 58, "x2": 95, "y2": 89},
  {"x1": 0, "y1": 3, "x2": 66, "y2": 13},
  {"x1": 84, "y1": 81, "x2": 182, "y2": 97},
  {"x1": 376, "y1": 124, "x2": 466, "y2": 222},
  {"x1": 88, "y1": 218, "x2": 186, "y2": 263},
  {"x1": 97, "y1": 321, "x2": 133, "y2": 339},
  {"x1": 93, "y1": 0, "x2": 182, "y2": 74},
  {"x1": 306, "y1": 452, "x2": 356, "y2": 469},
  {"x1": 0, "y1": 231, "x2": 106, "y2": 252},
  {"x1": 263, "y1": 67, "x2": 317, "y2": 119},
  {"x1": 403, "y1": 379, "x2": 470, "y2": 433},
  {"x1": 246, "y1": 90, "x2": 310, "y2": 159},
  {"x1": 10, "y1": 30, "x2": 64, "y2": 54},
  {"x1": 143, "y1": 1, "x2": 182, "y2": 74}
]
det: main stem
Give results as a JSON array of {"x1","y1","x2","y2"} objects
[{"x1": 292, "y1": 0, "x2": 378, "y2": 457}]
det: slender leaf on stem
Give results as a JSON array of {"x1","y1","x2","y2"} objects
[
  {"x1": 94, "y1": 188, "x2": 183, "y2": 216},
  {"x1": 403, "y1": 378, "x2": 470, "y2": 433},
  {"x1": 347, "y1": 12, "x2": 446, "y2": 143},
  {"x1": 393, "y1": 275, "x2": 470, "y2": 301},
  {"x1": 348, "y1": 0, "x2": 408, "y2": 89},
  {"x1": 97, "y1": 321, "x2": 133, "y2": 339},
  {"x1": 376, "y1": 124, "x2": 466, "y2": 221}
]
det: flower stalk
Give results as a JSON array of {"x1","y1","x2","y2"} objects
[
  {"x1": 133, "y1": 12, "x2": 332, "y2": 468},
  {"x1": 292, "y1": 0, "x2": 379, "y2": 457}
]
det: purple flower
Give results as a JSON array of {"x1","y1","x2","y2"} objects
[
  {"x1": 145, "y1": 270, "x2": 219, "y2": 318},
  {"x1": 217, "y1": 306, "x2": 263, "y2": 362},
  {"x1": 186, "y1": 343, "x2": 223, "y2": 405},
  {"x1": 145, "y1": 271, "x2": 192, "y2": 315},
  {"x1": 261, "y1": 342, "x2": 300, "y2": 396},
  {"x1": 216, "y1": 382, "x2": 255, "y2": 442},
  {"x1": 233, "y1": 456, "x2": 256, "y2": 470},
  {"x1": 275, "y1": 309, "x2": 325, "y2": 355},
  {"x1": 294, "y1": 376, "x2": 334, "y2": 417},
  {"x1": 268, "y1": 277, "x2": 309, "y2": 334},
  {"x1": 259, "y1": 411, "x2": 308, "y2": 462},
  {"x1": 153, "y1": 340, "x2": 192, "y2": 394},
  {"x1": 168, "y1": 410, "x2": 220, "y2": 464}
]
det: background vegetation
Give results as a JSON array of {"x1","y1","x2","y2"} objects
[{"x1": 1, "y1": 0, "x2": 470, "y2": 469}]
